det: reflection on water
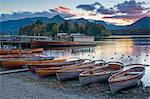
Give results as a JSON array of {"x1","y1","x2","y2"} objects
[{"x1": 44, "y1": 38, "x2": 150, "y2": 86}]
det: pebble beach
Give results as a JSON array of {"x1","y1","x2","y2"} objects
[{"x1": 0, "y1": 71, "x2": 149, "y2": 99}]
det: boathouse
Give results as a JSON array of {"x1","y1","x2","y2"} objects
[{"x1": 56, "y1": 33, "x2": 95, "y2": 42}]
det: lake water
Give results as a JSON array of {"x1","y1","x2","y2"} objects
[{"x1": 43, "y1": 37, "x2": 150, "y2": 87}]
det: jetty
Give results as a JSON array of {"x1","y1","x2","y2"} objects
[{"x1": 0, "y1": 33, "x2": 96, "y2": 48}]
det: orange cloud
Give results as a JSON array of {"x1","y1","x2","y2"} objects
[
  {"x1": 102, "y1": 17, "x2": 134, "y2": 25},
  {"x1": 55, "y1": 6, "x2": 77, "y2": 16},
  {"x1": 58, "y1": 6, "x2": 71, "y2": 11}
]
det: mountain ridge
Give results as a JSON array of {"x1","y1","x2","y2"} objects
[{"x1": 0, "y1": 15, "x2": 149, "y2": 35}]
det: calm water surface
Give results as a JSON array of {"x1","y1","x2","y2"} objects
[{"x1": 44, "y1": 38, "x2": 150, "y2": 87}]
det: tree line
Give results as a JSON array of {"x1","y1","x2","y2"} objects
[{"x1": 19, "y1": 20, "x2": 111, "y2": 40}]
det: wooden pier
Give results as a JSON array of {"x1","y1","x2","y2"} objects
[{"x1": 0, "y1": 35, "x2": 97, "y2": 48}]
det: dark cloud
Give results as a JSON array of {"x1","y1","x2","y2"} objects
[
  {"x1": 115, "y1": 0, "x2": 148, "y2": 14},
  {"x1": 76, "y1": 4, "x2": 96, "y2": 11},
  {"x1": 77, "y1": 2, "x2": 116, "y2": 14},
  {"x1": 97, "y1": 6, "x2": 116, "y2": 14},
  {"x1": 92, "y1": 2, "x2": 102, "y2": 6}
]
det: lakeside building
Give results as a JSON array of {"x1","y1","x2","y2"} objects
[{"x1": 56, "y1": 33, "x2": 95, "y2": 42}]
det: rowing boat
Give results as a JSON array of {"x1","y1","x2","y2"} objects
[
  {"x1": 1, "y1": 58, "x2": 65, "y2": 69},
  {"x1": 0, "y1": 49, "x2": 21, "y2": 55},
  {"x1": 0, "y1": 48, "x2": 43, "y2": 55},
  {"x1": 35, "y1": 61, "x2": 94, "y2": 77},
  {"x1": 29, "y1": 48, "x2": 43, "y2": 53},
  {"x1": 108, "y1": 65, "x2": 145, "y2": 93},
  {"x1": 79, "y1": 61, "x2": 124, "y2": 86},
  {"x1": 29, "y1": 59, "x2": 85, "y2": 72},
  {"x1": 56, "y1": 60, "x2": 106, "y2": 81},
  {"x1": 0, "y1": 54, "x2": 52, "y2": 58}
]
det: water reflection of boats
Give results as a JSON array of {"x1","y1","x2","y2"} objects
[{"x1": 44, "y1": 46, "x2": 95, "y2": 56}]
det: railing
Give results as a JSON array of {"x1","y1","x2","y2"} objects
[
  {"x1": 0, "y1": 35, "x2": 95, "y2": 42},
  {"x1": 0, "y1": 35, "x2": 53, "y2": 42}
]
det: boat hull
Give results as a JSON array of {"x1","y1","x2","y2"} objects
[
  {"x1": 30, "y1": 48, "x2": 43, "y2": 53},
  {"x1": 0, "y1": 48, "x2": 43, "y2": 55},
  {"x1": 109, "y1": 66, "x2": 145, "y2": 93},
  {"x1": 31, "y1": 40, "x2": 96, "y2": 48},
  {"x1": 109, "y1": 74, "x2": 144, "y2": 93},
  {"x1": 79, "y1": 62, "x2": 124, "y2": 86},
  {"x1": 1, "y1": 59, "x2": 65, "y2": 69},
  {"x1": 1, "y1": 60, "x2": 28, "y2": 69},
  {"x1": 35, "y1": 68, "x2": 59, "y2": 76},
  {"x1": 79, "y1": 74, "x2": 110, "y2": 86},
  {"x1": 56, "y1": 71, "x2": 81, "y2": 81},
  {"x1": 29, "y1": 59, "x2": 66, "y2": 72},
  {"x1": 56, "y1": 62, "x2": 96, "y2": 81}
]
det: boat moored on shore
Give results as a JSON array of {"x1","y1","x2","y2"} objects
[
  {"x1": 79, "y1": 61, "x2": 124, "y2": 86},
  {"x1": 56, "y1": 60, "x2": 106, "y2": 81},
  {"x1": 108, "y1": 66, "x2": 145, "y2": 93}
]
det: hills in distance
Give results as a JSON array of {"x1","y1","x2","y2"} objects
[{"x1": 0, "y1": 15, "x2": 149, "y2": 35}]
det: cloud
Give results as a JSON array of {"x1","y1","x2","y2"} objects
[
  {"x1": 76, "y1": 2, "x2": 116, "y2": 15},
  {"x1": 97, "y1": 7, "x2": 116, "y2": 14},
  {"x1": 102, "y1": 0, "x2": 150, "y2": 22},
  {"x1": 89, "y1": 13, "x2": 97, "y2": 16},
  {"x1": 0, "y1": 6, "x2": 76, "y2": 21},
  {"x1": 58, "y1": 6, "x2": 71, "y2": 11},
  {"x1": 49, "y1": 6, "x2": 77, "y2": 18},
  {"x1": 115, "y1": 0, "x2": 149, "y2": 14},
  {"x1": 0, "y1": 11, "x2": 52, "y2": 21},
  {"x1": 76, "y1": 4, "x2": 96, "y2": 11},
  {"x1": 92, "y1": 2, "x2": 102, "y2": 7},
  {"x1": 103, "y1": 12, "x2": 150, "y2": 21}
]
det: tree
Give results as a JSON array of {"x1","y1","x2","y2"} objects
[
  {"x1": 63, "y1": 20, "x2": 70, "y2": 33},
  {"x1": 51, "y1": 24, "x2": 59, "y2": 35},
  {"x1": 35, "y1": 20, "x2": 43, "y2": 25},
  {"x1": 74, "y1": 23, "x2": 79, "y2": 32}
]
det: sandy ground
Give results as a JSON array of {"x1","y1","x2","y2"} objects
[{"x1": 0, "y1": 71, "x2": 150, "y2": 99}]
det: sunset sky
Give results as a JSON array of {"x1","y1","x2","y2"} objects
[{"x1": 0, "y1": 0, "x2": 150, "y2": 25}]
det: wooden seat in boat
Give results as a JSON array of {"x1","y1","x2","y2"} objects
[
  {"x1": 112, "y1": 75, "x2": 134, "y2": 81},
  {"x1": 126, "y1": 72, "x2": 143, "y2": 75}
]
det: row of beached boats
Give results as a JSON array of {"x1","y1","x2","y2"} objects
[
  {"x1": 0, "y1": 49, "x2": 145, "y2": 93},
  {"x1": 29, "y1": 60, "x2": 145, "y2": 93},
  {"x1": 0, "y1": 48, "x2": 43, "y2": 55}
]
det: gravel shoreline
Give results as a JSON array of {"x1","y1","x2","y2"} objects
[{"x1": 0, "y1": 71, "x2": 150, "y2": 99}]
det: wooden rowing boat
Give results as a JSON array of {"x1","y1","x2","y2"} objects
[
  {"x1": 0, "y1": 56, "x2": 55, "y2": 62},
  {"x1": 31, "y1": 40, "x2": 80, "y2": 48},
  {"x1": 29, "y1": 59, "x2": 85, "y2": 73},
  {"x1": 1, "y1": 60, "x2": 28, "y2": 69},
  {"x1": 29, "y1": 48, "x2": 43, "y2": 53},
  {"x1": 0, "y1": 49, "x2": 21, "y2": 55},
  {"x1": 0, "y1": 54, "x2": 50, "y2": 58},
  {"x1": 108, "y1": 65, "x2": 145, "y2": 93},
  {"x1": 31, "y1": 40, "x2": 96, "y2": 47},
  {"x1": 1, "y1": 58, "x2": 65, "y2": 69},
  {"x1": 0, "y1": 48, "x2": 43, "y2": 55},
  {"x1": 35, "y1": 61, "x2": 95, "y2": 77},
  {"x1": 56, "y1": 60, "x2": 106, "y2": 81},
  {"x1": 79, "y1": 61, "x2": 124, "y2": 86},
  {"x1": 106, "y1": 61, "x2": 124, "y2": 70}
]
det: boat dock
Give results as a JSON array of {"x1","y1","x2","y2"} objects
[{"x1": 0, "y1": 35, "x2": 97, "y2": 48}]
